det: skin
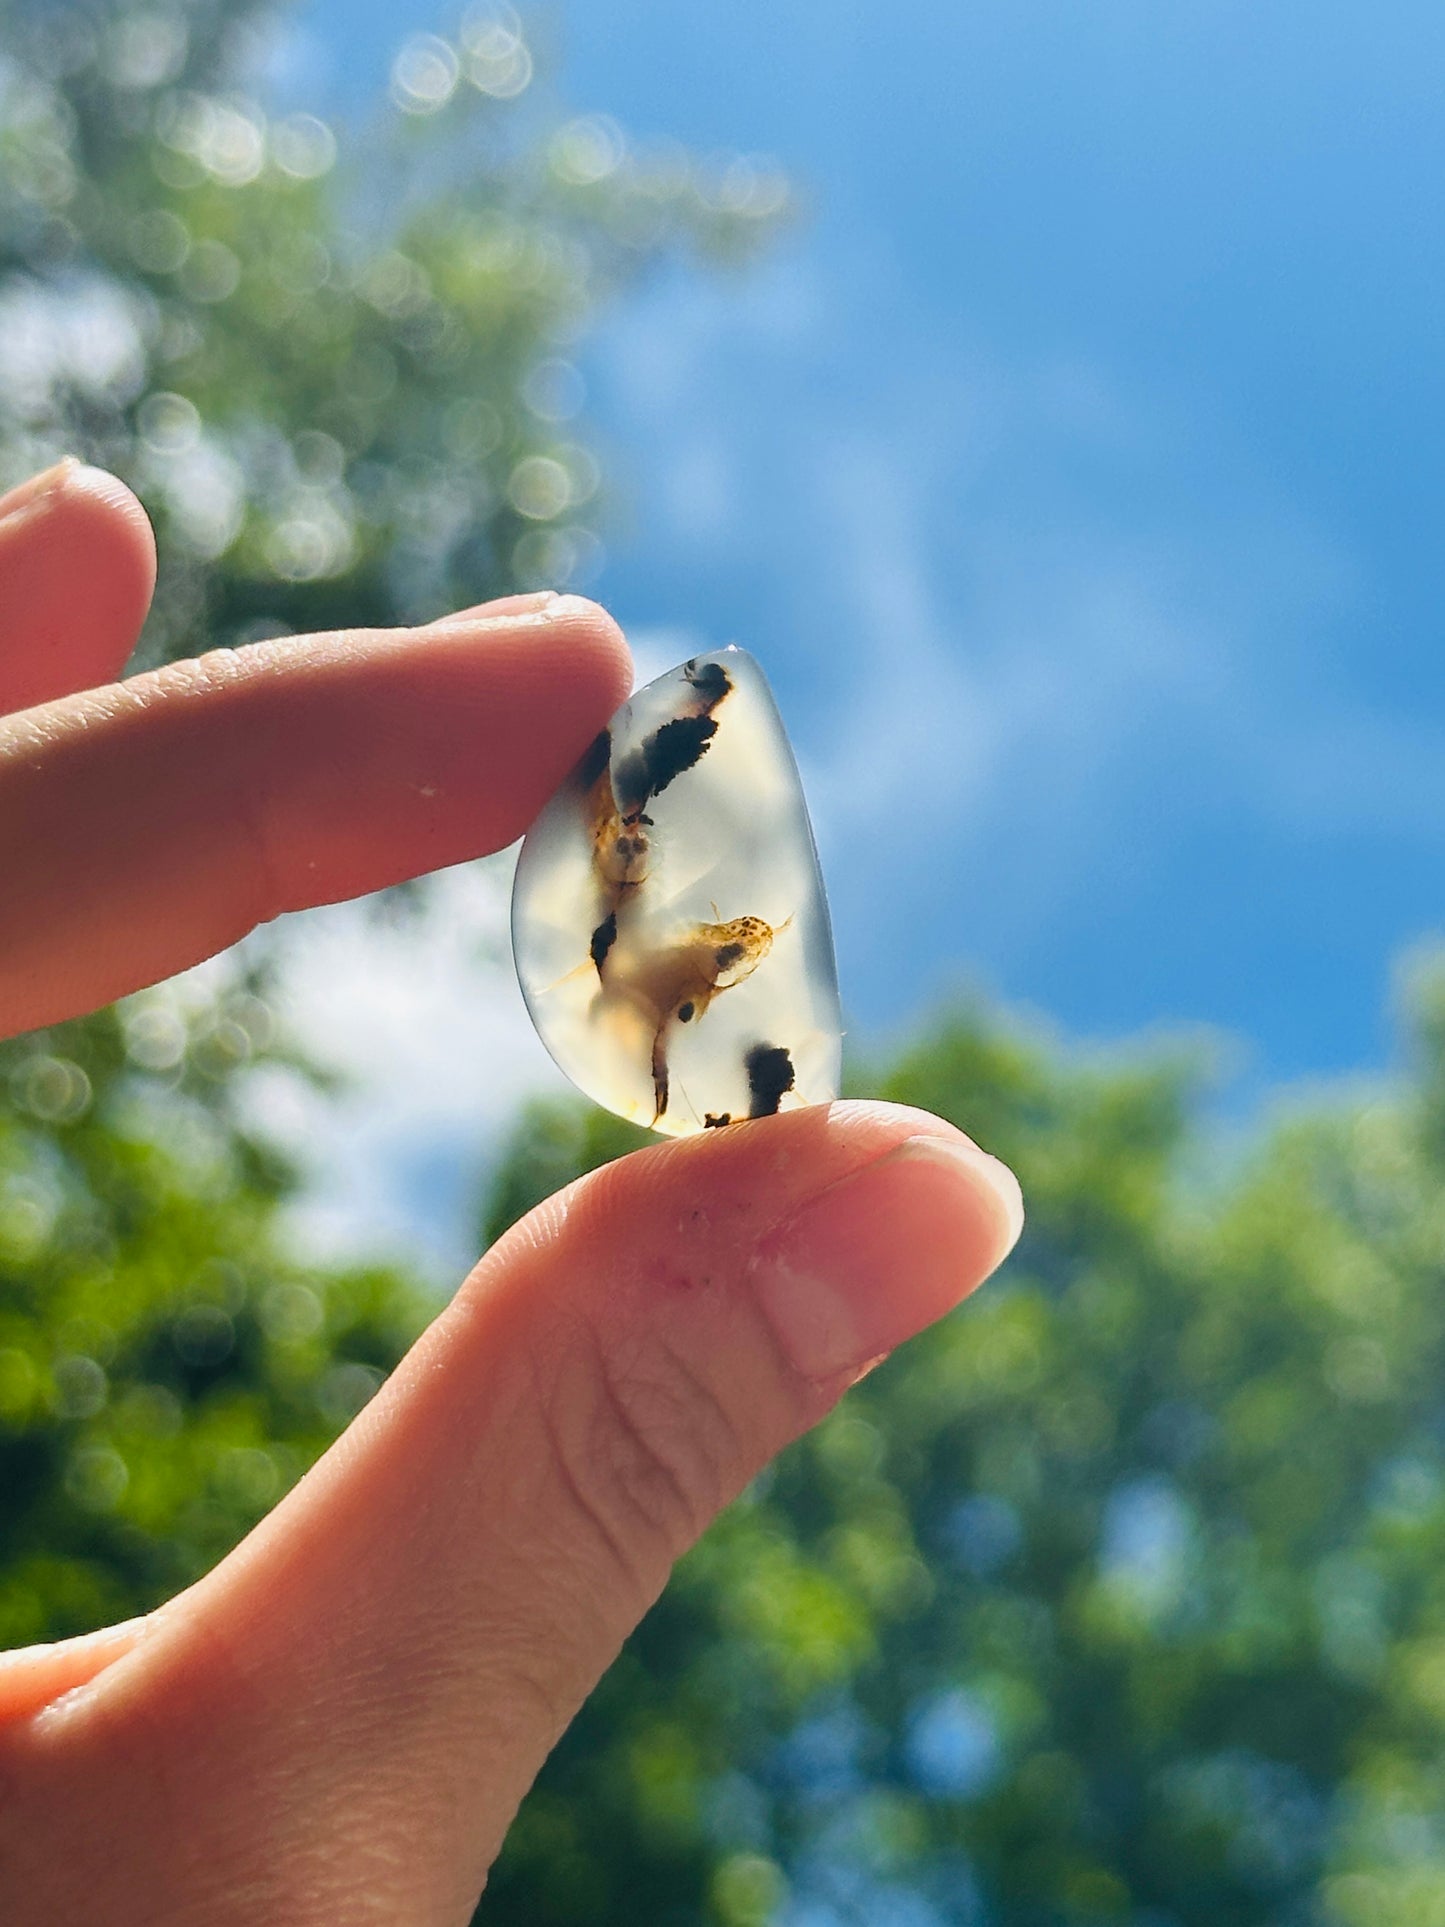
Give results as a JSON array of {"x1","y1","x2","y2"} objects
[{"x1": 0, "y1": 462, "x2": 1024, "y2": 1925}]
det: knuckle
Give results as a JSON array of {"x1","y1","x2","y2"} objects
[{"x1": 535, "y1": 1313, "x2": 745, "y2": 1592}]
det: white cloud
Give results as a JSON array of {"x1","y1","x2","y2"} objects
[{"x1": 242, "y1": 858, "x2": 569, "y2": 1284}]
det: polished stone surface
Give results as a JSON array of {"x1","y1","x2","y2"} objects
[{"x1": 512, "y1": 647, "x2": 842, "y2": 1136}]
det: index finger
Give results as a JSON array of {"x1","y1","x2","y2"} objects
[{"x1": 0, "y1": 598, "x2": 631, "y2": 1034}]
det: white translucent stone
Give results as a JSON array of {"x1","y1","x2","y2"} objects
[{"x1": 512, "y1": 647, "x2": 842, "y2": 1136}]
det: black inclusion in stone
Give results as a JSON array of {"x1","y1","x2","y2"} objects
[
  {"x1": 642, "y1": 714, "x2": 718, "y2": 796},
  {"x1": 612, "y1": 746, "x2": 651, "y2": 818},
  {"x1": 684, "y1": 659, "x2": 732, "y2": 710},
  {"x1": 577, "y1": 729, "x2": 611, "y2": 789},
  {"x1": 590, "y1": 911, "x2": 618, "y2": 972},
  {"x1": 611, "y1": 705, "x2": 722, "y2": 817},
  {"x1": 745, "y1": 1044, "x2": 796, "y2": 1119}
]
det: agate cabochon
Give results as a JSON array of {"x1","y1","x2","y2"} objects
[{"x1": 512, "y1": 647, "x2": 842, "y2": 1136}]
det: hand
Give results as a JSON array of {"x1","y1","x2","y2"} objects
[{"x1": 0, "y1": 462, "x2": 1023, "y2": 1924}]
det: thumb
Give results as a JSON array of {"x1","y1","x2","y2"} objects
[{"x1": 3, "y1": 1101, "x2": 1022, "y2": 1925}]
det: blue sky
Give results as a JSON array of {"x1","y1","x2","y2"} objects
[{"x1": 287, "y1": 0, "x2": 1445, "y2": 1094}]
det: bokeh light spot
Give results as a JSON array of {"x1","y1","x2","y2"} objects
[
  {"x1": 179, "y1": 238, "x2": 241, "y2": 304},
  {"x1": 461, "y1": 9, "x2": 532, "y2": 99},
  {"x1": 507, "y1": 453, "x2": 571, "y2": 521},
  {"x1": 52, "y1": 1354, "x2": 107, "y2": 1420},
  {"x1": 64, "y1": 1446, "x2": 128, "y2": 1511},
  {"x1": 17, "y1": 1056, "x2": 92, "y2": 1124},
  {"x1": 136, "y1": 390, "x2": 200, "y2": 456},
  {"x1": 108, "y1": 11, "x2": 188, "y2": 92},
  {"x1": 551, "y1": 116, "x2": 626, "y2": 187},
  {"x1": 522, "y1": 357, "x2": 585, "y2": 423},
  {"x1": 391, "y1": 35, "x2": 460, "y2": 115},
  {"x1": 271, "y1": 113, "x2": 336, "y2": 180}
]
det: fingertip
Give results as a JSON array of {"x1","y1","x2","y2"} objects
[
  {"x1": 53, "y1": 462, "x2": 158, "y2": 626},
  {"x1": 794, "y1": 1100, "x2": 1024, "y2": 1267},
  {"x1": 64, "y1": 462, "x2": 157, "y2": 558},
  {"x1": 888, "y1": 1132, "x2": 1025, "y2": 1265},
  {"x1": 429, "y1": 592, "x2": 633, "y2": 711},
  {"x1": 807, "y1": 1097, "x2": 995, "y2": 1160},
  {"x1": 540, "y1": 593, "x2": 619, "y2": 629},
  {"x1": 0, "y1": 459, "x2": 158, "y2": 710},
  {"x1": 399, "y1": 592, "x2": 633, "y2": 815},
  {"x1": 1, "y1": 457, "x2": 157, "y2": 576},
  {"x1": 749, "y1": 1124, "x2": 1024, "y2": 1382},
  {"x1": 536, "y1": 594, "x2": 635, "y2": 706},
  {"x1": 535, "y1": 1097, "x2": 1023, "y2": 1387}
]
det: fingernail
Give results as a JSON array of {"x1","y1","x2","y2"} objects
[
  {"x1": 433, "y1": 590, "x2": 561, "y2": 624},
  {"x1": 751, "y1": 1134, "x2": 1024, "y2": 1381},
  {"x1": 0, "y1": 457, "x2": 76, "y2": 523}
]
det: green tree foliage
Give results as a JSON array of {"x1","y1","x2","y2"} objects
[
  {"x1": 0, "y1": 0, "x2": 783, "y2": 662},
  {"x1": 481, "y1": 977, "x2": 1445, "y2": 1927},
  {"x1": 0, "y1": 974, "x2": 428, "y2": 1648}
]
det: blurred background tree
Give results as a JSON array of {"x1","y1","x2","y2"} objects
[
  {"x1": 3, "y1": 3, "x2": 1445, "y2": 1926},
  {"x1": 0, "y1": 0, "x2": 781, "y2": 662},
  {"x1": 0, "y1": 974, "x2": 426, "y2": 1647}
]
